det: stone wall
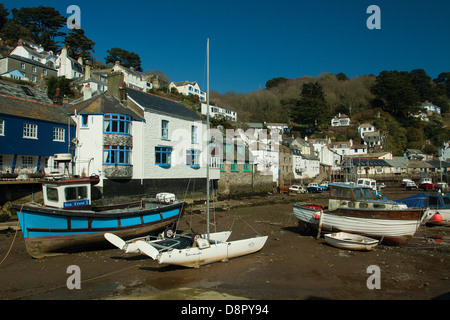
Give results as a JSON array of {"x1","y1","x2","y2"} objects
[{"x1": 217, "y1": 163, "x2": 274, "y2": 198}]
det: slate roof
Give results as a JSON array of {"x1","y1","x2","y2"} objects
[
  {"x1": 0, "y1": 80, "x2": 52, "y2": 104},
  {"x1": 66, "y1": 93, "x2": 144, "y2": 120},
  {"x1": 127, "y1": 88, "x2": 204, "y2": 122},
  {"x1": 0, "y1": 87, "x2": 74, "y2": 126},
  {"x1": 349, "y1": 158, "x2": 391, "y2": 167},
  {"x1": 7, "y1": 54, "x2": 56, "y2": 70}
]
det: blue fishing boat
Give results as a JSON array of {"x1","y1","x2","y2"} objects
[
  {"x1": 395, "y1": 192, "x2": 450, "y2": 226},
  {"x1": 12, "y1": 176, "x2": 185, "y2": 258}
]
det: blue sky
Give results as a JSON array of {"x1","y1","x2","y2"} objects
[{"x1": 3, "y1": 0, "x2": 450, "y2": 93}]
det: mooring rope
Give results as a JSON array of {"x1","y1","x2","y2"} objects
[{"x1": 0, "y1": 204, "x2": 23, "y2": 266}]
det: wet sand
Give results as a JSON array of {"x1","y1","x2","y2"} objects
[{"x1": 0, "y1": 188, "x2": 449, "y2": 302}]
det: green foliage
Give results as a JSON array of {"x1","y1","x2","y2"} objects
[
  {"x1": 290, "y1": 82, "x2": 330, "y2": 128},
  {"x1": 45, "y1": 76, "x2": 74, "y2": 104},
  {"x1": 266, "y1": 77, "x2": 288, "y2": 89},
  {"x1": 11, "y1": 6, "x2": 66, "y2": 52},
  {"x1": 371, "y1": 70, "x2": 421, "y2": 118},
  {"x1": 64, "y1": 29, "x2": 95, "y2": 61},
  {"x1": 105, "y1": 48, "x2": 143, "y2": 72}
]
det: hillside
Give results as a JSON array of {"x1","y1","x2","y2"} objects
[{"x1": 209, "y1": 71, "x2": 450, "y2": 156}]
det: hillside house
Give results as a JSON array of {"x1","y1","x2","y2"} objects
[
  {"x1": 200, "y1": 103, "x2": 237, "y2": 122},
  {"x1": 55, "y1": 47, "x2": 85, "y2": 79},
  {"x1": 331, "y1": 113, "x2": 350, "y2": 127},
  {"x1": 0, "y1": 54, "x2": 57, "y2": 83},
  {"x1": 112, "y1": 61, "x2": 152, "y2": 92},
  {"x1": 169, "y1": 81, "x2": 206, "y2": 102}
]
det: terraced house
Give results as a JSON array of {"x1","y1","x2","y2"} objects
[
  {"x1": 68, "y1": 72, "x2": 218, "y2": 198},
  {"x1": 0, "y1": 80, "x2": 75, "y2": 178}
]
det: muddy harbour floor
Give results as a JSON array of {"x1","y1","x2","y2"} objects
[{"x1": 0, "y1": 187, "x2": 449, "y2": 304}]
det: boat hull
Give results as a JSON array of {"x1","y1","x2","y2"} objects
[
  {"x1": 324, "y1": 232, "x2": 379, "y2": 251},
  {"x1": 147, "y1": 236, "x2": 268, "y2": 268},
  {"x1": 293, "y1": 203, "x2": 425, "y2": 246},
  {"x1": 13, "y1": 200, "x2": 185, "y2": 258}
]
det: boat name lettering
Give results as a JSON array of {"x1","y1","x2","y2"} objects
[{"x1": 63, "y1": 200, "x2": 89, "y2": 208}]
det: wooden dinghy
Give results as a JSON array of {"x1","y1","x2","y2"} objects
[{"x1": 324, "y1": 232, "x2": 379, "y2": 251}]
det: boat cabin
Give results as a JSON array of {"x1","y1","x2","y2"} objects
[
  {"x1": 42, "y1": 177, "x2": 97, "y2": 210},
  {"x1": 328, "y1": 183, "x2": 406, "y2": 211},
  {"x1": 356, "y1": 178, "x2": 381, "y2": 197}
]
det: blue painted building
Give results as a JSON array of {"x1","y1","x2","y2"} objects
[{"x1": 0, "y1": 80, "x2": 76, "y2": 177}]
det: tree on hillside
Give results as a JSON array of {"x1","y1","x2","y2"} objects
[
  {"x1": 46, "y1": 76, "x2": 74, "y2": 104},
  {"x1": 11, "y1": 6, "x2": 66, "y2": 52},
  {"x1": 434, "y1": 72, "x2": 450, "y2": 98},
  {"x1": 371, "y1": 70, "x2": 420, "y2": 118},
  {"x1": 0, "y1": 4, "x2": 9, "y2": 30},
  {"x1": 336, "y1": 72, "x2": 348, "y2": 81},
  {"x1": 409, "y1": 69, "x2": 436, "y2": 103},
  {"x1": 289, "y1": 81, "x2": 329, "y2": 128},
  {"x1": 266, "y1": 77, "x2": 288, "y2": 89},
  {"x1": 64, "y1": 28, "x2": 95, "y2": 62},
  {"x1": 105, "y1": 48, "x2": 143, "y2": 71}
]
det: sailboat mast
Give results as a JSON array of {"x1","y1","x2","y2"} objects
[{"x1": 206, "y1": 38, "x2": 210, "y2": 239}]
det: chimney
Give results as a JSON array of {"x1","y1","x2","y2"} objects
[
  {"x1": 83, "y1": 84, "x2": 92, "y2": 100},
  {"x1": 84, "y1": 65, "x2": 91, "y2": 80},
  {"x1": 78, "y1": 57, "x2": 83, "y2": 66},
  {"x1": 106, "y1": 71, "x2": 125, "y2": 100},
  {"x1": 18, "y1": 39, "x2": 23, "y2": 46}
]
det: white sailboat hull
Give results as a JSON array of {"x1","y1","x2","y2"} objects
[
  {"x1": 105, "y1": 231, "x2": 232, "y2": 254},
  {"x1": 138, "y1": 236, "x2": 268, "y2": 268}
]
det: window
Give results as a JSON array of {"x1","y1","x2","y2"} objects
[
  {"x1": 53, "y1": 127, "x2": 65, "y2": 142},
  {"x1": 237, "y1": 145, "x2": 244, "y2": 155},
  {"x1": 104, "y1": 114, "x2": 131, "y2": 134},
  {"x1": 32, "y1": 66, "x2": 37, "y2": 73},
  {"x1": 155, "y1": 146, "x2": 172, "y2": 167},
  {"x1": 32, "y1": 75, "x2": 37, "y2": 82},
  {"x1": 82, "y1": 115, "x2": 89, "y2": 127},
  {"x1": 161, "y1": 120, "x2": 169, "y2": 139},
  {"x1": 46, "y1": 187, "x2": 58, "y2": 202},
  {"x1": 186, "y1": 149, "x2": 200, "y2": 168},
  {"x1": 223, "y1": 143, "x2": 232, "y2": 153},
  {"x1": 65, "y1": 186, "x2": 88, "y2": 201},
  {"x1": 0, "y1": 119, "x2": 4, "y2": 136},
  {"x1": 191, "y1": 125, "x2": 197, "y2": 144},
  {"x1": 231, "y1": 161, "x2": 239, "y2": 172},
  {"x1": 21, "y1": 63, "x2": 25, "y2": 70},
  {"x1": 103, "y1": 146, "x2": 131, "y2": 165},
  {"x1": 244, "y1": 162, "x2": 251, "y2": 172},
  {"x1": 22, "y1": 156, "x2": 33, "y2": 167},
  {"x1": 43, "y1": 69, "x2": 48, "y2": 75},
  {"x1": 23, "y1": 123, "x2": 38, "y2": 139}
]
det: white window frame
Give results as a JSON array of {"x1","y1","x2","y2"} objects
[
  {"x1": 23, "y1": 123, "x2": 38, "y2": 139},
  {"x1": 0, "y1": 119, "x2": 4, "y2": 136},
  {"x1": 53, "y1": 127, "x2": 65, "y2": 142}
]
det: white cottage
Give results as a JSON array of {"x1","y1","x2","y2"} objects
[{"x1": 68, "y1": 72, "x2": 218, "y2": 197}]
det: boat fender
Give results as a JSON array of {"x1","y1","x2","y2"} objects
[
  {"x1": 314, "y1": 213, "x2": 321, "y2": 220},
  {"x1": 163, "y1": 227, "x2": 175, "y2": 238},
  {"x1": 433, "y1": 212, "x2": 443, "y2": 223}
]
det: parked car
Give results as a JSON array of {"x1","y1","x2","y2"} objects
[
  {"x1": 307, "y1": 183, "x2": 323, "y2": 193},
  {"x1": 436, "y1": 182, "x2": 449, "y2": 192},
  {"x1": 405, "y1": 180, "x2": 418, "y2": 190},
  {"x1": 401, "y1": 179, "x2": 413, "y2": 187},
  {"x1": 289, "y1": 185, "x2": 307, "y2": 194}
]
